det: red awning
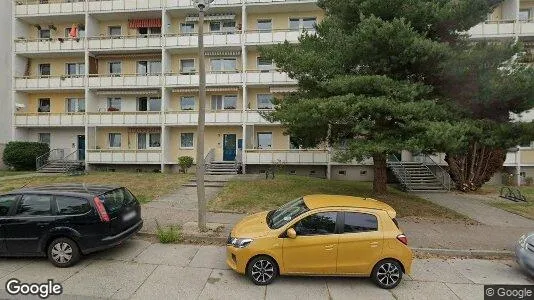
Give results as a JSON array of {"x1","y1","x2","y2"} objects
[{"x1": 128, "y1": 19, "x2": 162, "y2": 29}]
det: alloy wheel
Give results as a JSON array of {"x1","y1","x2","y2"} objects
[
  {"x1": 51, "y1": 242, "x2": 73, "y2": 264},
  {"x1": 376, "y1": 262, "x2": 401, "y2": 286},
  {"x1": 251, "y1": 259, "x2": 275, "y2": 284}
]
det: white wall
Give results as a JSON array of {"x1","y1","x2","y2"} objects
[
  {"x1": 28, "y1": 128, "x2": 84, "y2": 153},
  {"x1": 1, "y1": 1, "x2": 12, "y2": 143},
  {"x1": 94, "y1": 95, "x2": 139, "y2": 112},
  {"x1": 502, "y1": 0, "x2": 519, "y2": 20}
]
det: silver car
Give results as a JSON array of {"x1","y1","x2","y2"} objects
[{"x1": 516, "y1": 233, "x2": 534, "y2": 276}]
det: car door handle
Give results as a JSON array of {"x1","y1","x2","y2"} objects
[
  {"x1": 324, "y1": 244, "x2": 335, "y2": 251},
  {"x1": 37, "y1": 222, "x2": 50, "y2": 227},
  {"x1": 370, "y1": 242, "x2": 379, "y2": 247}
]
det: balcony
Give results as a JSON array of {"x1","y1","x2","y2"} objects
[
  {"x1": 87, "y1": 0, "x2": 162, "y2": 12},
  {"x1": 14, "y1": 113, "x2": 85, "y2": 127},
  {"x1": 14, "y1": 76, "x2": 85, "y2": 91},
  {"x1": 88, "y1": 74, "x2": 162, "y2": 88},
  {"x1": 164, "y1": 111, "x2": 242, "y2": 125},
  {"x1": 164, "y1": 32, "x2": 242, "y2": 48},
  {"x1": 165, "y1": 0, "x2": 242, "y2": 8},
  {"x1": 15, "y1": 0, "x2": 85, "y2": 16},
  {"x1": 86, "y1": 112, "x2": 162, "y2": 125},
  {"x1": 246, "y1": 29, "x2": 313, "y2": 45},
  {"x1": 164, "y1": 72, "x2": 242, "y2": 86},
  {"x1": 469, "y1": 20, "x2": 517, "y2": 38},
  {"x1": 245, "y1": 71, "x2": 296, "y2": 85},
  {"x1": 244, "y1": 110, "x2": 277, "y2": 124},
  {"x1": 245, "y1": 149, "x2": 329, "y2": 165},
  {"x1": 88, "y1": 35, "x2": 162, "y2": 50},
  {"x1": 14, "y1": 38, "x2": 85, "y2": 53},
  {"x1": 86, "y1": 149, "x2": 162, "y2": 164}
]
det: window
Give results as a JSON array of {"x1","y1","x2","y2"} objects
[
  {"x1": 107, "y1": 98, "x2": 121, "y2": 111},
  {"x1": 294, "y1": 212, "x2": 337, "y2": 236},
  {"x1": 338, "y1": 170, "x2": 346, "y2": 175},
  {"x1": 257, "y1": 57, "x2": 274, "y2": 73},
  {"x1": 137, "y1": 61, "x2": 162, "y2": 75},
  {"x1": 109, "y1": 62, "x2": 122, "y2": 75},
  {"x1": 39, "y1": 29, "x2": 51, "y2": 39},
  {"x1": 16, "y1": 194, "x2": 52, "y2": 216},
  {"x1": 210, "y1": 58, "x2": 237, "y2": 72},
  {"x1": 290, "y1": 137, "x2": 300, "y2": 150},
  {"x1": 210, "y1": 20, "x2": 236, "y2": 32},
  {"x1": 137, "y1": 133, "x2": 161, "y2": 149},
  {"x1": 56, "y1": 196, "x2": 91, "y2": 215},
  {"x1": 38, "y1": 133, "x2": 51, "y2": 145},
  {"x1": 38, "y1": 98, "x2": 51, "y2": 113},
  {"x1": 0, "y1": 195, "x2": 18, "y2": 216},
  {"x1": 109, "y1": 26, "x2": 122, "y2": 37},
  {"x1": 66, "y1": 98, "x2": 85, "y2": 112},
  {"x1": 39, "y1": 64, "x2": 51, "y2": 77},
  {"x1": 289, "y1": 17, "x2": 317, "y2": 30},
  {"x1": 257, "y1": 94, "x2": 274, "y2": 110},
  {"x1": 180, "y1": 59, "x2": 195, "y2": 74},
  {"x1": 66, "y1": 63, "x2": 85, "y2": 77},
  {"x1": 211, "y1": 95, "x2": 237, "y2": 110},
  {"x1": 137, "y1": 97, "x2": 161, "y2": 111},
  {"x1": 180, "y1": 133, "x2": 194, "y2": 148},
  {"x1": 257, "y1": 132, "x2": 272, "y2": 149},
  {"x1": 181, "y1": 96, "x2": 195, "y2": 110},
  {"x1": 257, "y1": 19, "x2": 272, "y2": 32},
  {"x1": 181, "y1": 23, "x2": 195, "y2": 34},
  {"x1": 108, "y1": 133, "x2": 122, "y2": 148},
  {"x1": 343, "y1": 212, "x2": 378, "y2": 233},
  {"x1": 520, "y1": 9, "x2": 531, "y2": 21},
  {"x1": 138, "y1": 27, "x2": 161, "y2": 36}
]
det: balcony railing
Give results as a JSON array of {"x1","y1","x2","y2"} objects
[
  {"x1": 14, "y1": 112, "x2": 85, "y2": 127},
  {"x1": 165, "y1": 0, "x2": 242, "y2": 7},
  {"x1": 244, "y1": 110, "x2": 278, "y2": 124},
  {"x1": 86, "y1": 111, "x2": 162, "y2": 125},
  {"x1": 245, "y1": 0, "x2": 317, "y2": 3},
  {"x1": 87, "y1": 0, "x2": 163, "y2": 11},
  {"x1": 164, "y1": 71, "x2": 242, "y2": 86},
  {"x1": 86, "y1": 149, "x2": 162, "y2": 164},
  {"x1": 246, "y1": 29, "x2": 315, "y2": 44},
  {"x1": 164, "y1": 110, "x2": 243, "y2": 124},
  {"x1": 14, "y1": 38, "x2": 85, "y2": 53},
  {"x1": 164, "y1": 32, "x2": 242, "y2": 48},
  {"x1": 245, "y1": 149, "x2": 329, "y2": 165},
  {"x1": 88, "y1": 35, "x2": 162, "y2": 50},
  {"x1": 88, "y1": 74, "x2": 162, "y2": 88},
  {"x1": 15, "y1": 0, "x2": 86, "y2": 16},
  {"x1": 468, "y1": 19, "x2": 534, "y2": 38},
  {"x1": 245, "y1": 70, "x2": 297, "y2": 85},
  {"x1": 14, "y1": 76, "x2": 85, "y2": 90}
]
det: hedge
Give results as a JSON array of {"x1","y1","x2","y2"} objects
[{"x1": 3, "y1": 142, "x2": 50, "y2": 171}]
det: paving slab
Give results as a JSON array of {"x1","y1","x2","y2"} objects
[
  {"x1": 197, "y1": 269, "x2": 266, "y2": 300},
  {"x1": 0, "y1": 259, "x2": 92, "y2": 287},
  {"x1": 189, "y1": 245, "x2": 230, "y2": 270},
  {"x1": 326, "y1": 278, "x2": 395, "y2": 300},
  {"x1": 391, "y1": 280, "x2": 460, "y2": 300},
  {"x1": 131, "y1": 265, "x2": 212, "y2": 300},
  {"x1": 446, "y1": 283, "x2": 484, "y2": 300},
  {"x1": 410, "y1": 259, "x2": 472, "y2": 284},
  {"x1": 134, "y1": 243, "x2": 199, "y2": 266},
  {"x1": 266, "y1": 276, "x2": 329, "y2": 300},
  {"x1": 448, "y1": 259, "x2": 533, "y2": 285},
  {"x1": 61, "y1": 260, "x2": 156, "y2": 299},
  {"x1": 0, "y1": 258, "x2": 34, "y2": 278},
  {"x1": 88, "y1": 239, "x2": 151, "y2": 262}
]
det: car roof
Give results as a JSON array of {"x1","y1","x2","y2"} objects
[
  {"x1": 303, "y1": 194, "x2": 397, "y2": 218},
  {"x1": 4, "y1": 184, "x2": 122, "y2": 197}
]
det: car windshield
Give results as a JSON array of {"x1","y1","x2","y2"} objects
[{"x1": 267, "y1": 197, "x2": 309, "y2": 229}]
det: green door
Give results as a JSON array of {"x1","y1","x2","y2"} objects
[{"x1": 223, "y1": 134, "x2": 237, "y2": 161}]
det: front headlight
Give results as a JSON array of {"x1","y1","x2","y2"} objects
[{"x1": 230, "y1": 238, "x2": 253, "y2": 248}]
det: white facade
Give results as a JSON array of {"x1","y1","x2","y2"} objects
[{"x1": 1, "y1": 1, "x2": 12, "y2": 144}]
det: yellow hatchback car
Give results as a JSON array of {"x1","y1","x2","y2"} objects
[{"x1": 226, "y1": 195, "x2": 412, "y2": 289}]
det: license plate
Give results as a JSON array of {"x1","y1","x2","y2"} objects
[{"x1": 122, "y1": 211, "x2": 137, "y2": 222}]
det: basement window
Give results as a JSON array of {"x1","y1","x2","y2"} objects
[
  {"x1": 310, "y1": 170, "x2": 316, "y2": 175},
  {"x1": 289, "y1": 170, "x2": 296, "y2": 175},
  {"x1": 360, "y1": 170, "x2": 367, "y2": 175},
  {"x1": 338, "y1": 170, "x2": 346, "y2": 175}
]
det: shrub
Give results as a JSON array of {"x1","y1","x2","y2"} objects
[
  {"x1": 3, "y1": 142, "x2": 50, "y2": 171},
  {"x1": 156, "y1": 221, "x2": 182, "y2": 244},
  {"x1": 526, "y1": 177, "x2": 533, "y2": 186},
  {"x1": 178, "y1": 156, "x2": 194, "y2": 173}
]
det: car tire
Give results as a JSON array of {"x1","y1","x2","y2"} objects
[
  {"x1": 47, "y1": 237, "x2": 80, "y2": 268},
  {"x1": 246, "y1": 255, "x2": 278, "y2": 285},
  {"x1": 371, "y1": 259, "x2": 403, "y2": 289}
]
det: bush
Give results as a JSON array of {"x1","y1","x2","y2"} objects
[
  {"x1": 526, "y1": 177, "x2": 534, "y2": 186},
  {"x1": 156, "y1": 221, "x2": 182, "y2": 244},
  {"x1": 178, "y1": 156, "x2": 194, "y2": 173},
  {"x1": 3, "y1": 142, "x2": 50, "y2": 171}
]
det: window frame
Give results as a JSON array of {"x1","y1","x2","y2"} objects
[
  {"x1": 257, "y1": 19, "x2": 272, "y2": 32},
  {"x1": 108, "y1": 133, "x2": 122, "y2": 148},
  {"x1": 290, "y1": 211, "x2": 341, "y2": 237},
  {"x1": 180, "y1": 22, "x2": 195, "y2": 34},
  {"x1": 38, "y1": 132, "x2": 51, "y2": 145},
  {"x1": 38, "y1": 98, "x2": 51, "y2": 113},
  {"x1": 256, "y1": 94, "x2": 274, "y2": 110},
  {"x1": 39, "y1": 29, "x2": 51, "y2": 39},
  {"x1": 180, "y1": 132, "x2": 194, "y2": 149},
  {"x1": 209, "y1": 20, "x2": 236, "y2": 33},
  {"x1": 256, "y1": 132, "x2": 273, "y2": 149},
  {"x1": 180, "y1": 96, "x2": 196, "y2": 111},
  {"x1": 39, "y1": 64, "x2": 51, "y2": 77},
  {"x1": 15, "y1": 194, "x2": 54, "y2": 217},
  {"x1": 210, "y1": 58, "x2": 238, "y2": 72},
  {"x1": 109, "y1": 61, "x2": 122, "y2": 75},
  {"x1": 257, "y1": 57, "x2": 274, "y2": 73},
  {"x1": 65, "y1": 98, "x2": 85, "y2": 113},
  {"x1": 108, "y1": 26, "x2": 122, "y2": 37},
  {"x1": 180, "y1": 59, "x2": 196, "y2": 74},
  {"x1": 137, "y1": 132, "x2": 161, "y2": 149},
  {"x1": 340, "y1": 211, "x2": 380, "y2": 234},
  {"x1": 137, "y1": 60, "x2": 162, "y2": 75},
  {"x1": 107, "y1": 97, "x2": 122, "y2": 111},
  {"x1": 289, "y1": 17, "x2": 317, "y2": 31},
  {"x1": 65, "y1": 62, "x2": 85, "y2": 77},
  {"x1": 211, "y1": 95, "x2": 238, "y2": 110}
]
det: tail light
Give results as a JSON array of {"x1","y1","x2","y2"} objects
[
  {"x1": 397, "y1": 234, "x2": 408, "y2": 245},
  {"x1": 93, "y1": 197, "x2": 110, "y2": 222}
]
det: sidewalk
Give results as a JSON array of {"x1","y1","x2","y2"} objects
[{"x1": 0, "y1": 240, "x2": 531, "y2": 299}]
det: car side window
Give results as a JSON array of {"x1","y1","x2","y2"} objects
[
  {"x1": 0, "y1": 195, "x2": 18, "y2": 217},
  {"x1": 343, "y1": 212, "x2": 378, "y2": 233},
  {"x1": 294, "y1": 212, "x2": 337, "y2": 236},
  {"x1": 56, "y1": 196, "x2": 91, "y2": 215},
  {"x1": 16, "y1": 194, "x2": 52, "y2": 216}
]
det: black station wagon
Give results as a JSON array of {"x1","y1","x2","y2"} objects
[{"x1": 0, "y1": 184, "x2": 143, "y2": 267}]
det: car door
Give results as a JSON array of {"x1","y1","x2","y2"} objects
[
  {"x1": 336, "y1": 211, "x2": 384, "y2": 275},
  {"x1": 3, "y1": 193, "x2": 55, "y2": 254},
  {"x1": 282, "y1": 211, "x2": 340, "y2": 274},
  {"x1": 0, "y1": 194, "x2": 20, "y2": 253}
]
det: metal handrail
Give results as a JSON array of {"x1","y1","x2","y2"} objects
[
  {"x1": 36, "y1": 148, "x2": 65, "y2": 171},
  {"x1": 387, "y1": 154, "x2": 413, "y2": 191},
  {"x1": 417, "y1": 154, "x2": 452, "y2": 191},
  {"x1": 61, "y1": 149, "x2": 83, "y2": 173}
]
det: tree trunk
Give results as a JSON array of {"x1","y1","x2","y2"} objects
[
  {"x1": 373, "y1": 153, "x2": 388, "y2": 194},
  {"x1": 445, "y1": 144, "x2": 506, "y2": 192}
]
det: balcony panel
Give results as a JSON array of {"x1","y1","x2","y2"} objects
[
  {"x1": 245, "y1": 71, "x2": 296, "y2": 85},
  {"x1": 87, "y1": 150, "x2": 162, "y2": 164},
  {"x1": 245, "y1": 110, "x2": 278, "y2": 124},
  {"x1": 245, "y1": 149, "x2": 329, "y2": 165},
  {"x1": 88, "y1": 36, "x2": 162, "y2": 50},
  {"x1": 88, "y1": 75, "x2": 162, "y2": 88},
  {"x1": 246, "y1": 30, "x2": 304, "y2": 44},
  {"x1": 165, "y1": 0, "x2": 241, "y2": 7},
  {"x1": 15, "y1": 39, "x2": 85, "y2": 53},
  {"x1": 86, "y1": 112, "x2": 162, "y2": 125},
  {"x1": 164, "y1": 111, "x2": 242, "y2": 124},
  {"x1": 14, "y1": 76, "x2": 85, "y2": 90},
  {"x1": 14, "y1": 113, "x2": 85, "y2": 127},
  {"x1": 468, "y1": 21, "x2": 516, "y2": 38},
  {"x1": 88, "y1": 0, "x2": 163, "y2": 11},
  {"x1": 15, "y1": 1, "x2": 85, "y2": 16}
]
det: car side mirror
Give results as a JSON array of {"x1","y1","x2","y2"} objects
[{"x1": 287, "y1": 228, "x2": 297, "y2": 239}]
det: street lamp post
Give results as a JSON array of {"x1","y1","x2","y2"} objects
[{"x1": 194, "y1": 0, "x2": 214, "y2": 231}]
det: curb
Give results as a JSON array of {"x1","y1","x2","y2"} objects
[
  {"x1": 137, "y1": 232, "x2": 227, "y2": 245},
  {"x1": 413, "y1": 247, "x2": 513, "y2": 258}
]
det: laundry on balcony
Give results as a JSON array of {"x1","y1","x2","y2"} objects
[
  {"x1": 69, "y1": 24, "x2": 78, "y2": 38},
  {"x1": 128, "y1": 18, "x2": 162, "y2": 28},
  {"x1": 185, "y1": 14, "x2": 236, "y2": 22}
]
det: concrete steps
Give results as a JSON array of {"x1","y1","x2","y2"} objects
[
  {"x1": 38, "y1": 161, "x2": 84, "y2": 174},
  {"x1": 388, "y1": 161, "x2": 447, "y2": 192},
  {"x1": 206, "y1": 161, "x2": 238, "y2": 176}
]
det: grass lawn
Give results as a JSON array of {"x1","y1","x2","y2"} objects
[
  {"x1": 0, "y1": 172, "x2": 192, "y2": 204},
  {"x1": 0, "y1": 170, "x2": 33, "y2": 178},
  {"x1": 478, "y1": 185, "x2": 534, "y2": 220},
  {"x1": 209, "y1": 175, "x2": 468, "y2": 220}
]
